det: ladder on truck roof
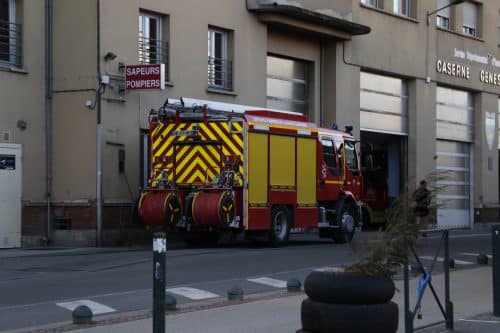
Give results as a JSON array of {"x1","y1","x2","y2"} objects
[{"x1": 160, "y1": 97, "x2": 302, "y2": 115}]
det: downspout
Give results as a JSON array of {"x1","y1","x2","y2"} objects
[
  {"x1": 96, "y1": 0, "x2": 103, "y2": 247},
  {"x1": 45, "y1": 0, "x2": 53, "y2": 243}
]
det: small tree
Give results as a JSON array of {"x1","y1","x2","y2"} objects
[{"x1": 345, "y1": 172, "x2": 449, "y2": 278}]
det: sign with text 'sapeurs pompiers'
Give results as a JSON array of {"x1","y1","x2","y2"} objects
[
  {"x1": 125, "y1": 64, "x2": 165, "y2": 90},
  {"x1": 436, "y1": 48, "x2": 500, "y2": 87}
]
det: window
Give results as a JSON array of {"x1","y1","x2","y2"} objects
[
  {"x1": 462, "y1": 2, "x2": 477, "y2": 37},
  {"x1": 361, "y1": 0, "x2": 379, "y2": 8},
  {"x1": 0, "y1": 0, "x2": 21, "y2": 68},
  {"x1": 345, "y1": 141, "x2": 358, "y2": 171},
  {"x1": 393, "y1": 0, "x2": 412, "y2": 17},
  {"x1": 208, "y1": 27, "x2": 232, "y2": 90},
  {"x1": 321, "y1": 138, "x2": 337, "y2": 174},
  {"x1": 138, "y1": 12, "x2": 169, "y2": 77},
  {"x1": 436, "y1": 0, "x2": 451, "y2": 29}
]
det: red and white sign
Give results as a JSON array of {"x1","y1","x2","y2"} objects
[{"x1": 125, "y1": 64, "x2": 165, "y2": 90}]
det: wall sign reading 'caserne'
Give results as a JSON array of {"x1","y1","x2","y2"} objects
[{"x1": 436, "y1": 59, "x2": 470, "y2": 80}]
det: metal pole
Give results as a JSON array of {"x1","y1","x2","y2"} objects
[
  {"x1": 444, "y1": 230, "x2": 454, "y2": 329},
  {"x1": 493, "y1": 225, "x2": 500, "y2": 316},
  {"x1": 153, "y1": 232, "x2": 166, "y2": 333},
  {"x1": 96, "y1": 0, "x2": 102, "y2": 247},
  {"x1": 404, "y1": 247, "x2": 413, "y2": 333}
]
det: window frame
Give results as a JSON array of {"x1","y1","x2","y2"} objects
[
  {"x1": 461, "y1": 2, "x2": 477, "y2": 37},
  {"x1": 361, "y1": 0, "x2": 379, "y2": 8},
  {"x1": 208, "y1": 27, "x2": 232, "y2": 91},
  {"x1": 393, "y1": 0, "x2": 412, "y2": 17},
  {"x1": 138, "y1": 12, "x2": 164, "y2": 64},
  {"x1": 0, "y1": 0, "x2": 19, "y2": 67}
]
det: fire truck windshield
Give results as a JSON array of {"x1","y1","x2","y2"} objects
[{"x1": 345, "y1": 140, "x2": 358, "y2": 171}]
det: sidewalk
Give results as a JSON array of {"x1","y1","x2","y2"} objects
[{"x1": 14, "y1": 265, "x2": 495, "y2": 333}]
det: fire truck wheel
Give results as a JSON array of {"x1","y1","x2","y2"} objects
[
  {"x1": 304, "y1": 271, "x2": 395, "y2": 304},
  {"x1": 269, "y1": 206, "x2": 291, "y2": 247},
  {"x1": 333, "y1": 200, "x2": 356, "y2": 244},
  {"x1": 301, "y1": 299, "x2": 398, "y2": 333}
]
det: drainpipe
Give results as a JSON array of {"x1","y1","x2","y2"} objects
[
  {"x1": 45, "y1": 0, "x2": 53, "y2": 243},
  {"x1": 96, "y1": 0, "x2": 103, "y2": 247}
]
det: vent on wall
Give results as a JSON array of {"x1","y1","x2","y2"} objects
[{"x1": 1, "y1": 131, "x2": 11, "y2": 142}]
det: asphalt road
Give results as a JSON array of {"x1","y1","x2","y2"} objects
[{"x1": 0, "y1": 230, "x2": 492, "y2": 332}]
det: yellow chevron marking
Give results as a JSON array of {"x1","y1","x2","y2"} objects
[
  {"x1": 209, "y1": 123, "x2": 240, "y2": 156},
  {"x1": 221, "y1": 123, "x2": 243, "y2": 148},
  {"x1": 153, "y1": 124, "x2": 176, "y2": 157},
  {"x1": 183, "y1": 169, "x2": 206, "y2": 184}
]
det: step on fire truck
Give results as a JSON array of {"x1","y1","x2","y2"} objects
[{"x1": 138, "y1": 98, "x2": 363, "y2": 246}]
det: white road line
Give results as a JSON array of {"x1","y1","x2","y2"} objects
[
  {"x1": 166, "y1": 287, "x2": 220, "y2": 300},
  {"x1": 247, "y1": 277, "x2": 287, "y2": 288},
  {"x1": 313, "y1": 267, "x2": 344, "y2": 272},
  {"x1": 56, "y1": 300, "x2": 116, "y2": 315},
  {"x1": 460, "y1": 252, "x2": 492, "y2": 259},
  {"x1": 459, "y1": 319, "x2": 500, "y2": 324},
  {"x1": 419, "y1": 256, "x2": 473, "y2": 265}
]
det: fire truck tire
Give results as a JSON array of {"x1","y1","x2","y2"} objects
[
  {"x1": 269, "y1": 206, "x2": 291, "y2": 247},
  {"x1": 304, "y1": 271, "x2": 395, "y2": 304},
  {"x1": 301, "y1": 299, "x2": 398, "y2": 333},
  {"x1": 333, "y1": 200, "x2": 356, "y2": 244}
]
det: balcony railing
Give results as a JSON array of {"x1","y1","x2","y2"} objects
[
  {"x1": 138, "y1": 36, "x2": 169, "y2": 79},
  {"x1": 208, "y1": 56, "x2": 233, "y2": 91},
  {"x1": 0, "y1": 20, "x2": 22, "y2": 68}
]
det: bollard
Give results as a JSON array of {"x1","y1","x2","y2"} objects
[
  {"x1": 287, "y1": 278, "x2": 302, "y2": 292},
  {"x1": 153, "y1": 232, "x2": 166, "y2": 333},
  {"x1": 493, "y1": 226, "x2": 500, "y2": 316},
  {"x1": 72, "y1": 305, "x2": 92, "y2": 324},
  {"x1": 478, "y1": 253, "x2": 489, "y2": 265},
  {"x1": 228, "y1": 287, "x2": 244, "y2": 301}
]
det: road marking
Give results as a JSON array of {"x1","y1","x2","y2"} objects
[
  {"x1": 459, "y1": 319, "x2": 500, "y2": 324},
  {"x1": 314, "y1": 267, "x2": 344, "y2": 272},
  {"x1": 247, "y1": 277, "x2": 287, "y2": 288},
  {"x1": 419, "y1": 256, "x2": 473, "y2": 265},
  {"x1": 166, "y1": 287, "x2": 220, "y2": 300},
  {"x1": 460, "y1": 252, "x2": 492, "y2": 259},
  {"x1": 56, "y1": 300, "x2": 116, "y2": 315}
]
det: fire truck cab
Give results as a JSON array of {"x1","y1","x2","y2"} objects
[{"x1": 138, "y1": 98, "x2": 363, "y2": 246}]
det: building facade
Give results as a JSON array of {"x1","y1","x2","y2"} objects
[{"x1": 0, "y1": 0, "x2": 498, "y2": 247}]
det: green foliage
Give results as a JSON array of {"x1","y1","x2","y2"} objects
[{"x1": 345, "y1": 172, "x2": 448, "y2": 278}]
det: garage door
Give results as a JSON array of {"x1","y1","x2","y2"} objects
[
  {"x1": 266, "y1": 55, "x2": 309, "y2": 115},
  {"x1": 360, "y1": 72, "x2": 408, "y2": 135},
  {"x1": 435, "y1": 140, "x2": 471, "y2": 228},
  {"x1": 435, "y1": 87, "x2": 473, "y2": 229}
]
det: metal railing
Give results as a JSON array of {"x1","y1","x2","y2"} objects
[
  {"x1": 208, "y1": 56, "x2": 233, "y2": 91},
  {"x1": 0, "y1": 20, "x2": 22, "y2": 68},
  {"x1": 138, "y1": 36, "x2": 169, "y2": 79}
]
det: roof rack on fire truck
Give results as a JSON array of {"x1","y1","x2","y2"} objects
[{"x1": 149, "y1": 97, "x2": 303, "y2": 123}]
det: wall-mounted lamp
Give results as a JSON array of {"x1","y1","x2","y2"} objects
[
  {"x1": 104, "y1": 51, "x2": 117, "y2": 62},
  {"x1": 17, "y1": 120, "x2": 27, "y2": 130},
  {"x1": 426, "y1": 0, "x2": 466, "y2": 25}
]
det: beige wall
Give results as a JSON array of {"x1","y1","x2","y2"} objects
[{"x1": 0, "y1": 0, "x2": 46, "y2": 202}]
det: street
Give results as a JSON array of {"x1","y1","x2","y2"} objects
[{"x1": 0, "y1": 230, "x2": 492, "y2": 332}]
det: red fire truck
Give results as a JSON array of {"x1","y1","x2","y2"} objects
[{"x1": 138, "y1": 98, "x2": 363, "y2": 246}]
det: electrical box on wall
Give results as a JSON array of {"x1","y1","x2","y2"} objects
[{"x1": 118, "y1": 149, "x2": 125, "y2": 173}]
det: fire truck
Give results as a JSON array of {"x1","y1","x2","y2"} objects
[{"x1": 138, "y1": 98, "x2": 363, "y2": 246}]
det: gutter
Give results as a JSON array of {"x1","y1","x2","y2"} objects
[{"x1": 44, "y1": 0, "x2": 53, "y2": 243}]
